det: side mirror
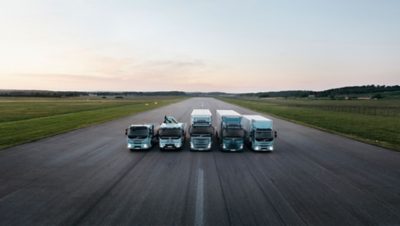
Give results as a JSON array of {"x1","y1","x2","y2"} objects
[
  {"x1": 125, "y1": 129, "x2": 128, "y2": 136},
  {"x1": 274, "y1": 131, "x2": 278, "y2": 138}
]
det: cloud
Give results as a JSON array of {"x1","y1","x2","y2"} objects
[{"x1": 2, "y1": 55, "x2": 214, "y2": 91}]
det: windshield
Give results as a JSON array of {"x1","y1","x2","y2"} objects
[
  {"x1": 223, "y1": 128, "x2": 244, "y2": 138},
  {"x1": 255, "y1": 129, "x2": 273, "y2": 141},
  {"x1": 190, "y1": 126, "x2": 213, "y2": 136},
  {"x1": 128, "y1": 127, "x2": 149, "y2": 139},
  {"x1": 159, "y1": 128, "x2": 182, "y2": 138},
  {"x1": 193, "y1": 117, "x2": 211, "y2": 125}
]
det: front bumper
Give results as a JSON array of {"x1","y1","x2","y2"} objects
[
  {"x1": 222, "y1": 143, "x2": 244, "y2": 151},
  {"x1": 190, "y1": 142, "x2": 212, "y2": 151},
  {"x1": 127, "y1": 143, "x2": 150, "y2": 150},
  {"x1": 159, "y1": 140, "x2": 183, "y2": 150}
]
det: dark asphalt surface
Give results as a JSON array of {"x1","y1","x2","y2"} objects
[{"x1": 0, "y1": 97, "x2": 400, "y2": 226}]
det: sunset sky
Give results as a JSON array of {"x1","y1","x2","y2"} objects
[{"x1": 0, "y1": 0, "x2": 399, "y2": 92}]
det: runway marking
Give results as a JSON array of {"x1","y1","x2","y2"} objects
[{"x1": 195, "y1": 168, "x2": 204, "y2": 226}]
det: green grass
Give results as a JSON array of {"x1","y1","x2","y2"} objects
[
  {"x1": 221, "y1": 97, "x2": 400, "y2": 151},
  {"x1": 0, "y1": 97, "x2": 183, "y2": 149}
]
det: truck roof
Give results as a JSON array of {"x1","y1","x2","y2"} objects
[
  {"x1": 191, "y1": 109, "x2": 212, "y2": 117},
  {"x1": 159, "y1": 123, "x2": 183, "y2": 129},
  {"x1": 129, "y1": 124, "x2": 153, "y2": 128},
  {"x1": 242, "y1": 115, "x2": 272, "y2": 122},
  {"x1": 242, "y1": 115, "x2": 273, "y2": 129},
  {"x1": 216, "y1": 110, "x2": 241, "y2": 117}
]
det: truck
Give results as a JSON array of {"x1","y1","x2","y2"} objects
[
  {"x1": 241, "y1": 115, "x2": 277, "y2": 151},
  {"x1": 158, "y1": 116, "x2": 186, "y2": 151},
  {"x1": 125, "y1": 124, "x2": 155, "y2": 150},
  {"x1": 189, "y1": 109, "x2": 214, "y2": 151},
  {"x1": 216, "y1": 110, "x2": 245, "y2": 151}
]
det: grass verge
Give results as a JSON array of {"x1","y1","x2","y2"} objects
[
  {"x1": 221, "y1": 97, "x2": 400, "y2": 151},
  {"x1": 0, "y1": 97, "x2": 183, "y2": 149}
]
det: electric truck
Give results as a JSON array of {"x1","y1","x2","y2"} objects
[
  {"x1": 241, "y1": 115, "x2": 277, "y2": 151},
  {"x1": 216, "y1": 110, "x2": 244, "y2": 151},
  {"x1": 125, "y1": 124, "x2": 155, "y2": 150},
  {"x1": 189, "y1": 109, "x2": 214, "y2": 151},
  {"x1": 158, "y1": 116, "x2": 186, "y2": 151}
]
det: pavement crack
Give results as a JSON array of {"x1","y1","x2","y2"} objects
[
  {"x1": 66, "y1": 152, "x2": 148, "y2": 226},
  {"x1": 212, "y1": 151, "x2": 233, "y2": 226}
]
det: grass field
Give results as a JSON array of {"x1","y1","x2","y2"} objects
[
  {"x1": 0, "y1": 97, "x2": 183, "y2": 149},
  {"x1": 222, "y1": 97, "x2": 400, "y2": 151}
]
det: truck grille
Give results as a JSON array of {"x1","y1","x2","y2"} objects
[
  {"x1": 133, "y1": 139, "x2": 143, "y2": 144},
  {"x1": 192, "y1": 137, "x2": 210, "y2": 149}
]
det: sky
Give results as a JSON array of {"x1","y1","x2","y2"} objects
[{"x1": 0, "y1": 0, "x2": 399, "y2": 92}]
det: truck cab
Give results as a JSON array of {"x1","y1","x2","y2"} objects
[
  {"x1": 125, "y1": 124, "x2": 155, "y2": 150},
  {"x1": 158, "y1": 116, "x2": 186, "y2": 150},
  {"x1": 190, "y1": 109, "x2": 214, "y2": 151},
  {"x1": 241, "y1": 115, "x2": 277, "y2": 151},
  {"x1": 216, "y1": 110, "x2": 245, "y2": 151}
]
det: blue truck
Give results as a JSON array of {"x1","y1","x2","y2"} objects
[{"x1": 216, "y1": 110, "x2": 244, "y2": 151}]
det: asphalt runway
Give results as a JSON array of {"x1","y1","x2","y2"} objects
[{"x1": 0, "y1": 97, "x2": 399, "y2": 226}]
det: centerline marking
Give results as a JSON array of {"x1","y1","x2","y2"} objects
[{"x1": 195, "y1": 168, "x2": 204, "y2": 226}]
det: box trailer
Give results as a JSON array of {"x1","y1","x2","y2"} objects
[
  {"x1": 241, "y1": 115, "x2": 277, "y2": 151},
  {"x1": 189, "y1": 109, "x2": 214, "y2": 151}
]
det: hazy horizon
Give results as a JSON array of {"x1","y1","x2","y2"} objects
[{"x1": 1, "y1": 0, "x2": 399, "y2": 92}]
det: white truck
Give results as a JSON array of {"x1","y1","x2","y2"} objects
[
  {"x1": 189, "y1": 109, "x2": 214, "y2": 151},
  {"x1": 125, "y1": 124, "x2": 155, "y2": 150},
  {"x1": 241, "y1": 115, "x2": 277, "y2": 151},
  {"x1": 158, "y1": 116, "x2": 186, "y2": 151},
  {"x1": 216, "y1": 110, "x2": 245, "y2": 151}
]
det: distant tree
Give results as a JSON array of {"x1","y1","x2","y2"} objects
[
  {"x1": 259, "y1": 93, "x2": 269, "y2": 98},
  {"x1": 372, "y1": 93, "x2": 383, "y2": 99}
]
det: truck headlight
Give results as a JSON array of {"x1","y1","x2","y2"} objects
[
  {"x1": 175, "y1": 143, "x2": 182, "y2": 148},
  {"x1": 207, "y1": 143, "x2": 211, "y2": 149},
  {"x1": 254, "y1": 146, "x2": 261, "y2": 151},
  {"x1": 190, "y1": 142, "x2": 194, "y2": 149},
  {"x1": 143, "y1": 144, "x2": 149, "y2": 149},
  {"x1": 223, "y1": 143, "x2": 227, "y2": 149},
  {"x1": 268, "y1": 146, "x2": 274, "y2": 151}
]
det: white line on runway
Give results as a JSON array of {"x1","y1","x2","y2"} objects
[{"x1": 195, "y1": 168, "x2": 204, "y2": 226}]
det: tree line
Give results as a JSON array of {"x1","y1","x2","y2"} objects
[
  {"x1": 1, "y1": 85, "x2": 399, "y2": 98},
  {"x1": 240, "y1": 85, "x2": 400, "y2": 98}
]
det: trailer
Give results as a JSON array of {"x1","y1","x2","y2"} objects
[
  {"x1": 241, "y1": 115, "x2": 277, "y2": 151},
  {"x1": 189, "y1": 109, "x2": 214, "y2": 151}
]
